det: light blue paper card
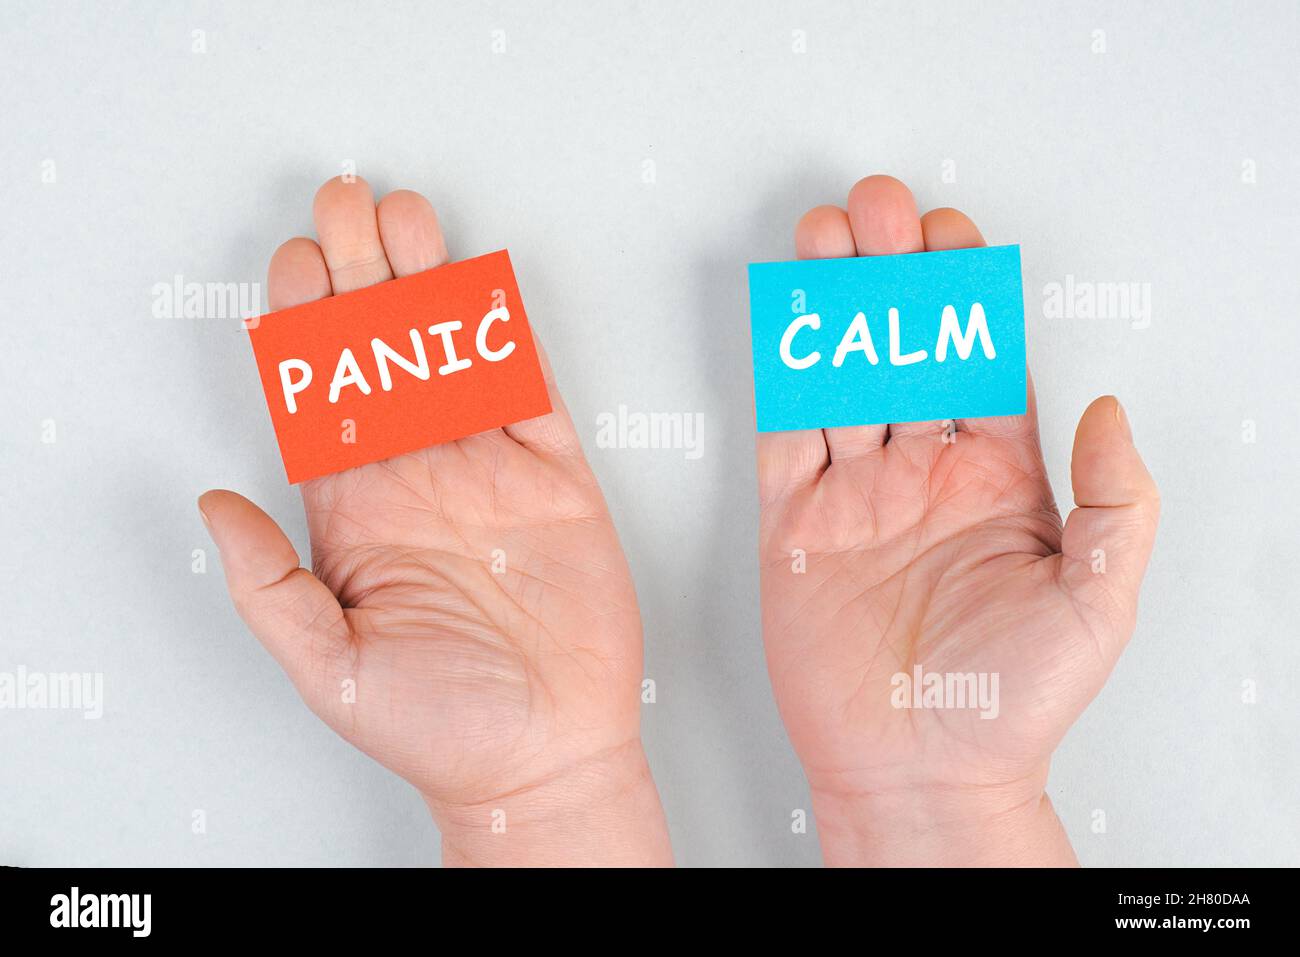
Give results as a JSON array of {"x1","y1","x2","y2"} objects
[{"x1": 748, "y1": 245, "x2": 1026, "y2": 432}]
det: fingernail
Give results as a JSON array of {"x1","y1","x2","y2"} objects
[
  {"x1": 197, "y1": 498, "x2": 213, "y2": 534},
  {"x1": 1112, "y1": 396, "x2": 1132, "y2": 442}
]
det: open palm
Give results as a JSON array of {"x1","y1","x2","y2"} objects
[
  {"x1": 295, "y1": 430, "x2": 641, "y2": 808},
  {"x1": 202, "y1": 178, "x2": 666, "y2": 865},
  {"x1": 757, "y1": 177, "x2": 1159, "y2": 863}
]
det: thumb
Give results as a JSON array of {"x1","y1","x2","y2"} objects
[
  {"x1": 198, "y1": 489, "x2": 352, "y2": 709},
  {"x1": 1058, "y1": 396, "x2": 1161, "y2": 634}
]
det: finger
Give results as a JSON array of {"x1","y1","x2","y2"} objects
[
  {"x1": 1058, "y1": 396, "x2": 1160, "y2": 633},
  {"x1": 755, "y1": 206, "x2": 842, "y2": 497},
  {"x1": 267, "y1": 237, "x2": 332, "y2": 311},
  {"x1": 312, "y1": 176, "x2": 394, "y2": 294},
  {"x1": 843, "y1": 177, "x2": 952, "y2": 447},
  {"x1": 501, "y1": 328, "x2": 587, "y2": 457},
  {"x1": 758, "y1": 425, "x2": 834, "y2": 506},
  {"x1": 846, "y1": 175, "x2": 924, "y2": 256},
  {"x1": 796, "y1": 203, "x2": 890, "y2": 463},
  {"x1": 919, "y1": 206, "x2": 985, "y2": 251},
  {"x1": 956, "y1": 368, "x2": 1042, "y2": 441},
  {"x1": 376, "y1": 189, "x2": 449, "y2": 277},
  {"x1": 373, "y1": 187, "x2": 573, "y2": 457},
  {"x1": 199, "y1": 489, "x2": 353, "y2": 711},
  {"x1": 919, "y1": 206, "x2": 1039, "y2": 442},
  {"x1": 794, "y1": 204, "x2": 855, "y2": 259}
]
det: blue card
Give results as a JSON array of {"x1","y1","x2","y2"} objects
[{"x1": 747, "y1": 245, "x2": 1026, "y2": 432}]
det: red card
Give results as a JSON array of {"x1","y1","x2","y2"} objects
[{"x1": 247, "y1": 249, "x2": 551, "y2": 483}]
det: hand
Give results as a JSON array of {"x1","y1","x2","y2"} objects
[
  {"x1": 757, "y1": 176, "x2": 1160, "y2": 866},
  {"x1": 201, "y1": 177, "x2": 671, "y2": 866}
]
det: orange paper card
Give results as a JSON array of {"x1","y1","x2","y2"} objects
[{"x1": 247, "y1": 249, "x2": 551, "y2": 483}]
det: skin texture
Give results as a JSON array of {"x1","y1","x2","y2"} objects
[
  {"x1": 201, "y1": 178, "x2": 672, "y2": 867},
  {"x1": 757, "y1": 176, "x2": 1161, "y2": 866}
]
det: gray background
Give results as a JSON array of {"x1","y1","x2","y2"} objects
[{"x1": 1, "y1": 0, "x2": 1297, "y2": 866}]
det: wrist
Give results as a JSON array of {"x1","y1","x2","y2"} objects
[
  {"x1": 428, "y1": 739, "x2": 673, "y2": 867},
  {"x1": 810, "y1": 774, "x2": 1077, "y2": 867}
]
